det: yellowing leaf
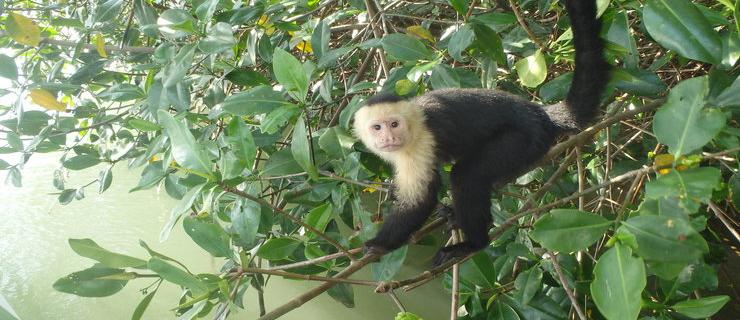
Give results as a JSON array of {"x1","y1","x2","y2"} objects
[
  {"x1": 29, "y1": 89, "x2": 66, "y2": 111},
  {"x1": 362, "y1": 178, "x2": 383, "y2": 193},
  {"x1": 654, "y1": 153, "x2": 674, "y2": 167},
  {"x1": 295, "y1": 40, "x2": 312, "y2": 53},
  {"x1": 95, "y1": 33, "x2": 107, "y2": 58},
  {"x1": 406, "y1": 26, "x2": 435, "y2": 43},
  {"x1": 6, "y1": 13, "x2": 42, "y2": 46},
  {"x1": 257, "y1": 15, "x2": 275, "y2": 35},
  {"x1": 654, "y1": 153, "x2": 674, "y2": 175}
]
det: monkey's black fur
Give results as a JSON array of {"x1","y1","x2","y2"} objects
[{"x1": 362, "y1": 0, "x2": 610, "y2": 264}]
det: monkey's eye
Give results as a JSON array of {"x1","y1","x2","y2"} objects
[
  {"x1": 372, "y1": 124, "x2": 381, "y2": 130},
  {"x1": 390, "y1": 121, "x2": 399, "y2": 128}
]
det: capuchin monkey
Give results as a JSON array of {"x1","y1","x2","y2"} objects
[{"x1": 353, "y1": 0, "x2": 610, "y2": 265}]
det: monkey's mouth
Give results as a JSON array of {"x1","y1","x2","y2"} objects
[{"x1": 378, "y1": 144, "x2": 402, "y2": 151}]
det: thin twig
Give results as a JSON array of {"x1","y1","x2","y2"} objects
[
  {"x1": 708, "y1": 201, "x2": 740, "y2": 244},
  {"x1": 545, "y1": 100, "x2": 664, "y2": 160},
  {"x1": 549, "y1": 252, "x2": 587, "y2": 320},
  {"x1": 237, "y1": 267, "x2": 379, "y2": 286},
  {"x1": 220, "y1": 183, "x2": 354, "y2": 259},
  {"x1": 507, "y1": 0, "x2": 546, "y2": 51},
  {"x1": 264, "y1": 248, "x2": 363, "y2": 271}
]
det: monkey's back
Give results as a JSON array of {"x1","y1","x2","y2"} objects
[{"x1": 415, "y1": 88, "x2": 558, "y2": 161}]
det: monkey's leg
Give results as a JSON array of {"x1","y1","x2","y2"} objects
[
  {"x1": 433, "y1": 132, "x2": 544, "y2": 266},
  {"x1": 364, "y1": 172, "x2": 441, "y2": 254}
]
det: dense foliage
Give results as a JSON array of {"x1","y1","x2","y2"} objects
[{"x1": 0, "y1": 0, "x2": 737, "y2": 319}]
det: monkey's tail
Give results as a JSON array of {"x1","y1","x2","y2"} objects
[{"x1": 562, "y1": 0, "x2": 610, "y2": 127}]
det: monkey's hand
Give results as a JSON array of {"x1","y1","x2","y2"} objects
[
  {"x1": 432, "y1": 242, "x2": 481, "y2": 267},
  {"x1": 363, "y1": 237, "x2": 391, "y2": 257}
]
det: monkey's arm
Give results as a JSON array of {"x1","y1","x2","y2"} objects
[{"x1": 364, "y1": 171, "x2": 441, "y2": 252}]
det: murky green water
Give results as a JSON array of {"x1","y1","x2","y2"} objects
[{"x1": 0, "y1": 153, "x2": 448, "y2": 319}]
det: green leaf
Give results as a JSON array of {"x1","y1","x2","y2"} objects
[
  {"x1": 471, "y1": 12, "x2": 517, "y2": 32},
  {"x1": 645, "y1": 167, "x2": 721, "y2": 213},
  {"x1": 198, "y1": 22, "x2": 236, "y2": 54},
  {"x1": 147, "y1": 258, "x2": 208, "y2": 295},
  {"x1": 96, "y1": 0, "x2": 123, "y2": 22},
  {"x1": 272, "y1": 48, "x2": 309, "y2": 102},
  {"x1": 311, "y1": 19, "x2": 331, "y2": 58},
  {"x1": 257, "y1": 237, "x2": 301, "y2": 260},
  {"x1": 58, "y1": 189, "x2": 76, "y2": 205},
  {"x1": 620, "y1": 215, "x2": 709, "y2": 262},
  {"x1": 472, "y1": 23, "x2": 505, "y2": 65},
  {"x1": 430, "y1": 64, "x2": 461, "y2": 89},
  {"x1": 161, "y1": 45, "x2": 195, "y2": 88},
  {"x1": 611, "y1": 68, "x2": 667, "y2": 97},
  {"x1": 7, "y1": 167, "x2": 21, "y2": 187},
  {"x1": 68, "y1": 238, "x2": 147, "y2": 268},
  {"x1": 133, "y1": 0, "x2": 158, "y2": 37},
  {"x1": 327, "y1": 277, "x2": 355, "y2": 308},
  {"x1": 606, "y1": 11, "x2": 639, "y2": 68},
  {"x1": 530, "y1": 209, "x2": 611, "y2": 252},
  {"x1": 489, "y1": 301, "x2": 520, "y2": 320},
  {"x1": 53, "y1": 265, "x2": 128, "y2": 297},
  {"x1": 183, "y1": 217, "x2": 234, "y2": 259},
  {"x1": 372, "y1": 245, "x2": 407, "y2": 281},
  {"x1": 539, "y1": 72, "x2": 572, "y2": 103},
  {"x1": 290, "y1": 116, "x2": 318, "y2": 180},
  {"x1": 225, "y1": 68, "x2": 270, "y2": 87},
  {"x1": 714, "y1": 75, "x2": 740, "y2": 107},
  {"x1": 515, "y1": 50, "x2": 547, "y2": 88},
  {"x1": 0, "y1": 54, "x2": 18, "y2": 80},
  {"x1": 260, "y1": 104, "x2": 300, "y2": 134},
  {"x1": 98, "y1": 84, "x2": 145, "y2": 102},
  {"x1": 129, "y1": 162, "x2": 166, "y2": 192},
  {"x1": 231, "y1": 198, "x2": 261, "y2": 248},
  {"x1": 653, "y1": 76, "x2": 726, "y2": 157},
  {"x1": 160, "y1": 183, "x2": 206, "y2": 242},
  {"x1": 0, "y1": 111, "x2": 50, "y2": 135},
  {"x1": 395, "y1": 312, "x2": 423, "y2": 320},
  {"x1": 590, "y1": 244, "x2": 646, "y2": 320},
  {"x1": 157, "y1": 110, "x2": 213, "y2": 177},
  {"x1": 447, "y1": 0, "x2": 468, "y2": 15},
  {"x1": 731, "y1": 173, "x2": 740, "y2": 208},
  {"x1": 131, "y1": 289, "x2": 157, "y2": 320},
  {"x1": 195, "y1": 0, "x2": 219, "y2": 21},
  {"x1": 0, "y1": 159, "x2": 10, "y2": 170},
  {"x1": 157, "y1": 8, "x2": 196, "y2": 38},
  {"x1": 220, "y1": 85, "x2": 286, "y2": 116},
  {"x1": 317, "y1": 46, "x2": 354, "y2": 69},
  {"x1": 63, "y1": 154, "x2": 101, "y2": 170},
  {"x1": 96, "y1": 164, "x2": 112, "y2": 194},
  {"x1": 227, "y1": 118, "x2": 257, "y2": 170},
  {"x1": 514, "y1": 267, "x2": 542, "y2": 305},
  {"x1": 643, "y1": 0, "x2": 722, "y2": 64},
  {"x1": 262, "y1": 149, "x2": 303, "y2": 177},
  {"x1": 128, "y1": 118, "x2": 161, "y2": 131},
  {"x1": 6, "y1": 131, "x2": 21, "y2": 151},
  {"x1": 304, "y1": 203, "x2": 333, "y2": 238},
  {"x1": 447, "y1": 24, "x2": 474, "y2": 61},
  {"x1": 671, "y1": 295, "x2": 730, "y2": 319},
  {"x1": 381, "y1": 34, "x2": 432, "y2": 61},
  {"x1": 318, "y1": 126, "x2": 355, "y2": 159}
]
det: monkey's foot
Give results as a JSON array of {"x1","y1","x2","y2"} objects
[{"x1": 432, "y1": 242, "x2": 483, "y2": 267}]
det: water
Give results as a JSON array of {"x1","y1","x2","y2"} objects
[{"x1": 0, "y1": 153, "x2": 449, "y2": 319}]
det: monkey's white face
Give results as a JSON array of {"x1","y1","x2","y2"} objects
[
  {"x1": 353, "y1": 101, "x2": 418, "y2": 155},
  {"x1": 366, "y1": 117, "x2": 407, "y2": 152}
]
